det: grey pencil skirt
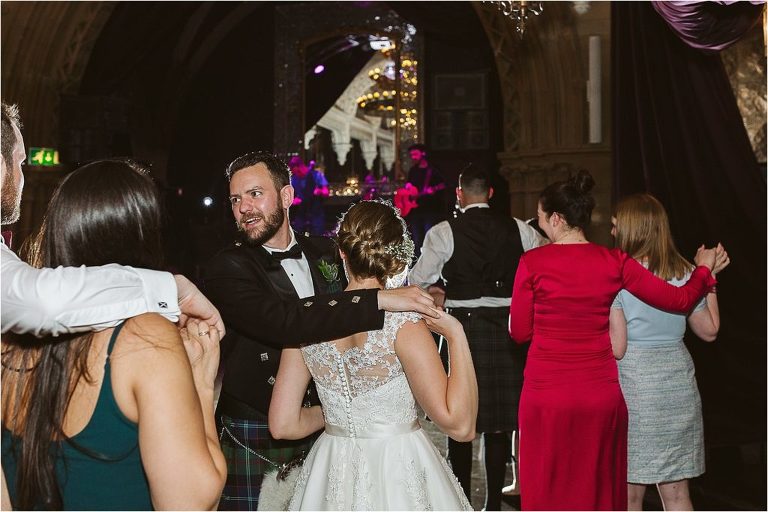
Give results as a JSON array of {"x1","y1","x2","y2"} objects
[{"x1": 618, "y1": 341, "x2": 705, "y2": 484}]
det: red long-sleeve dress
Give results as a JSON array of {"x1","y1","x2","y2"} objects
[{"x1": 509, "y1": 243, "x2": 715, "y2": 511}]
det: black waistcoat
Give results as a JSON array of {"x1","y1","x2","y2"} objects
[{"x1": 442, "y1": 208, "x2": 524, "y2": 301}]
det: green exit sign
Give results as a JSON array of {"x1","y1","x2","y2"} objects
[{"x1": 28, "y1": 147, "x2": 60, "y2": 167}]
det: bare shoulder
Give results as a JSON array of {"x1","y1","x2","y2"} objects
[
  {"x1": 108, "y1": 315, "x2": 186, "y2": 422},
  {"x1": 115, "y1": 313, "x2": 182, "y2": 354}
]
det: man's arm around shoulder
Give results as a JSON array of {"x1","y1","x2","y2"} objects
[
  {"x1": 203, "y1": 247, "x2": 437, "y2": 347},
  {"x1": 1, "y1": 243, "x2": 179, "y2": 337}
]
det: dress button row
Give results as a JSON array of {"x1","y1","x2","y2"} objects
[{"x1": 335, "y1": 353, "x2": 356, "y2": 436}]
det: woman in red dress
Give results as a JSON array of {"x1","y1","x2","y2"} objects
[{"x1": 508, "y1": 171, "x2": 723, "y2": 511}]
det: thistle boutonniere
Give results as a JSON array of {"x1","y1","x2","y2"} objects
[{"x1": 317, "y1": 259, "x2": 342, "y2": 293}]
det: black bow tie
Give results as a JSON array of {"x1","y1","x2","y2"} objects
[{"x1": 270, "y1": 244, "x2": 303, "y2": 261}]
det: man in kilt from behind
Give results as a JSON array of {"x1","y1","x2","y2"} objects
[
  {"x1": 203, "y1": 152, "x2": 437, "y2": 510},
  {"x1": 409, "y1": 164, "x2": 547, "y2": 510}
]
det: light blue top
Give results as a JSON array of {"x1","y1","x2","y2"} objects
[{"x1": 612, "y1": 270, "x2": 707, "y2": 347}]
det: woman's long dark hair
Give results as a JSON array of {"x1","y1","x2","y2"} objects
[{"x1": 1, "y1": 159, "x2": 164, "y2": 510}]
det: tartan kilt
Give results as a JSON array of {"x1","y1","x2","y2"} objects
[
  {"x1": 449, "y1": 306, "x2": 528, "y2": 433},
  {"x1": 217, "y1": 415, "x2": 315, "y2": 511}
]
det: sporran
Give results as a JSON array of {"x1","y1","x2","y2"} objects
[{"x1": 257, "y1": 455, "x2": 305, "y2": 511}]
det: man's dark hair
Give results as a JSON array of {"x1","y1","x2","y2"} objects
[
  {"x1": 1, "y1": 102, "x2": 21, "y2": 166},
  {"x1": 225, "y1": 151, "x2": 291, "y2": 191},
  {"x1": 407, "y1": 143, "x2": 427, "y2": 153},
  {"x1": 458, "y1": 164, "x2": 491, "y2": 196}
]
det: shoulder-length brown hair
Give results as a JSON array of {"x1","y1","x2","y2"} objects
[{"x1": 614, "y1": 193, "x2": 692, "y2": 281}]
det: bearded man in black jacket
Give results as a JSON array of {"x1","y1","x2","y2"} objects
[{"x1": 203, "y1": 152, "x2": 436, "y2": 510}]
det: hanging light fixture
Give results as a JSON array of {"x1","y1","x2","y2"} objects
[
  {"x1": 484, "y1": 1, "x2": 544, "y2": 37},
  {"x1": 356, "y1": 48, "x2": 418, "y2": 132}
]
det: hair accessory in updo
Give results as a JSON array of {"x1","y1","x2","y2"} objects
[
  {"x1": 383, "y1": 229, "x2": 415, "y2": 265},
  {"x1": 381, "y1": 199, "x2": 415, "y2": 265},
  {"x1": 338, "y1": 199, "x2": 415, "y2": 265},
  {"x1": 336, "y1": 199, "x2": 415, "y2": 287}
]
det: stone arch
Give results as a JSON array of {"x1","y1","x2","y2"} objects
[
  {"x1": 474, "y1": 2, "x2": 587, "y2": 153},
  {"x1": 1, "y1": 2, "x2": 115, "y2": 146},
  {"x1": 473, "y1": 2, "x2": 613, "y2": 245}
]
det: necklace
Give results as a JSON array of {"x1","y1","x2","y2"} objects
[{"x1": 554, "y1": 231, "x2": 588, "y2": 244}]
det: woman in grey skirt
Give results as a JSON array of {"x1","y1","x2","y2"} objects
[{"x1": 608, "y1": 194, "x2": 729, "y2": 511}]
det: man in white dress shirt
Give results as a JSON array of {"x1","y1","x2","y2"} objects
[
  {"x1": 0, "y1": 102, "x2": 224, "y2": 337},
  {"x1": 1, "y1": 101, "x2": 229, "y2": 509},
  {"x1": 409, "y1": 164, "x2": 547, "y2": 510}
]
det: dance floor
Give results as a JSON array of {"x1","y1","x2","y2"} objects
[
  {"x1": 423, "y1": 417, "x2": 519, "y2": 511},
  {"x1": 422, "y1": 418, "x2": 765, "y2": 511},
  {"x1": 213, "y1": 379, "x2": 764, "y2": 510}
]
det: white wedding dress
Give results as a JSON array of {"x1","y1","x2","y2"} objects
[{"x1": 288, "y1": 310, "x2": 473, "y2": 511}]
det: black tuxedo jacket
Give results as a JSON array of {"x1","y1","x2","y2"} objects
[{"x1": 202, "y1": 231, "x2": 385, "y2": 416}]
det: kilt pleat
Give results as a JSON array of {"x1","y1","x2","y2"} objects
[
  {"x1": 217, "y1": 415, "x2": 314, "y2": 510},
  {"x1": 451, "y1": 307, "x2": 527, "y2": 433}
]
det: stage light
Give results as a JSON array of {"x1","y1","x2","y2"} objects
[
  {"x1": 202, "y1": 196, "x2": 214, "y2": 207},
  {"x1": 314, "y1": 64, "x2": 325, "y2": 74},
  {"x1": 369, "y1": 39, "x2": 394, "y2": 51}
]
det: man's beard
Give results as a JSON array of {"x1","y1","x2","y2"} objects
[
  {"x1": 1, "y1": 177, "x2": 21, "y2": 225},
  {"x1": 237, "y1": 203, "x2": 285, "y2": 246}
]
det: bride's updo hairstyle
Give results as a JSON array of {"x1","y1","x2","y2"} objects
[
  {"x1": 539, "y1": 169, "x2": 596, "y2": 230},
  {"x1": 336, "y1": 200, "x2": 414, "y2": 286}
]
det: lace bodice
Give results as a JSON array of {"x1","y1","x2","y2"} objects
[
  {"x1": 292, "y1": 310, "x2": 473, "y2": 511},
  {"x1": 301, "y1": 311, "x2": 422, "y2": 434}
]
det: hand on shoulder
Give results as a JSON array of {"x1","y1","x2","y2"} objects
[
  {"x1": 423, "y1": 308, "x2": 464, "y2": 340},
  {"x1": 378, "y1": 285, "x2": 439, "y2": 318},
  {"x1": 174, "y1": 275, "x2": 226, "y2": 337}
]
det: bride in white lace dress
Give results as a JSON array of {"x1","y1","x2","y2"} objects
[{"x1": 269, "y1": 200, "x2": 478, "y2": 511}]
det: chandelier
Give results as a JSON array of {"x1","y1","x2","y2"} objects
[
  {"x1": 485, "y1": 1, "x2": 543, "y2": 37},
  {"x1": 356, "y1": 50, "x2": 418, "y2": 132}
]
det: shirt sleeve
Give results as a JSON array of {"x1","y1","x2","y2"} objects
[
  {"x1": 691, "y1": 295, "x2": 707, "y2": 313},
  {"x1": 515, "y1": 218, "x2": 548, "y2": 251},
  {"x1": 683, "y1": 270, "x2": 708, "y2": 313},
  {"x1": 408, "y1": 221, "x2": 453, "y2": 288},
  {"x1": 509, "y1": 255, "x2": 534, "y2": 343},
  {"x1": 1, "y1": 243, "x2": 179, "y2": 337},
  {"x1": 620, "y1": 252, "x2": 716, "y2": 314},
  {"x1": 611, "y1": 291, "x2": 624, "y2": 309}
]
